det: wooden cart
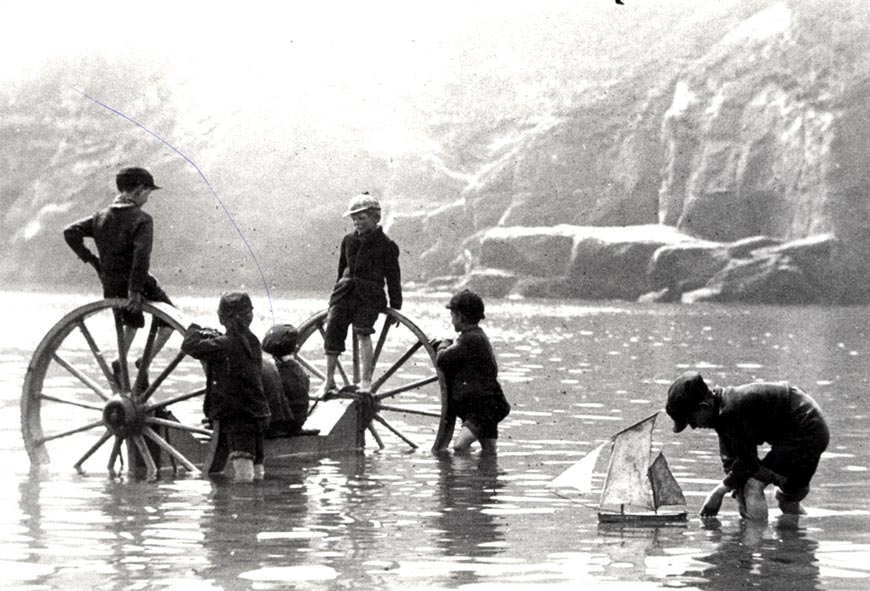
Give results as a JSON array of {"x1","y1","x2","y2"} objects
[{"x1": 21, "y1": 299, "x2": 454, "y2": 480}]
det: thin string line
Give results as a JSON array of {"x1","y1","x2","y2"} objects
[{"x1": 71, "y1": 87, "x2": 275, "y2": 325}]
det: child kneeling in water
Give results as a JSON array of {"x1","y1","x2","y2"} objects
[{"x1": 435, "y1": 290, "x2": 510, "y2": 454}]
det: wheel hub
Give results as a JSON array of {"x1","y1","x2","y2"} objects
[{"x1": 102, "y1": 395, "x2": 146, "y2": 437}]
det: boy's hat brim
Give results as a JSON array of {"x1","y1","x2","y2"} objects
[
  {"x1": 665, "y1": 371, "x2": 707, "y2": 433},
  {"x1": 118, "y1": 167, "x2": 161, "y2": 191},
  {"x1": 342, "y1": 193, "x2": 381, "y2": 217}
]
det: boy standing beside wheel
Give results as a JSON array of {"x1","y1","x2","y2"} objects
[
  {"x1": 434, "y1": 290, "x2": 511, "y2": 454},
  {"x1": 181, "y1": 292, "x2": 271, "y2": 483},
  {"x1": 63, "y1": 167, "x2": 174, "y2": 376},
  {"x1": 320, "y1": 192, "x2": 402, "y2": 394}
]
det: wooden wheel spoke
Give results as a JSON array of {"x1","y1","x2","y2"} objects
[
  {"x1": 145, "y1": 387, "x2": 207, "y2": 412},
  {"x1": 113, "y1": 310, "x2": 130, "y2": 391},
  {"x1": 371, "y1": 319, "x2": 392, "y2": 368},
  {"x1": 133, "y1": 321, "x2": 160, "y2": 393},
  {"x1": 73, "y1": 429, "x2": 113, "y2": 473},
  {"x1": 76, "y1": 320, "x2": 116, "y2": 391},
  {"x1": 23, "y1": 298, "x2": 196, "y2": 474},
  {"x1": 132, "y1": 434, "x2": 158, "y2": 481},
  {"x1": 377, "y1": 404, "x2": 442, "y2": 418},
  {"x1": 374, "y1": 374, "x2": 440, "y2": 401},
  {"x1": 142, "y1": 426, "x2": 200, "y2": 474},
  {"x1": 294, "y1": 354, "x2": 325, "y2": 381},
  {"x1": 146, "y1": 416, "x2": 212, "y2": 437},
  {"x1": 372, "y1": 414, "x2": 418, "y2": 449},
  {"x1": 51, "y1": 353, "x2": 112, "y2": 402},
  {"x1": 370, "y1": 341, "x2": 423, "y2": 392},
  {"x1": 139, "y1": 350, "x2": 186, "y2": 403},
  {"x1": 367, "y1": 424, "x2": 385, "y2": 450},
  {"x1": 36, "y1": 418, "x2": 106, "y2": 445},
  {"x1": 38, "y1": 392, "x2": 105, "y2": 412}
]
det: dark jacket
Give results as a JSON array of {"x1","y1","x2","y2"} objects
[
  {"x1": 328, "y1": 226, "x2": 402, "y2": 310},
  {"x1": 436, "y1": 325, "x2": 504, "y2": 405},
  {"x1": 713, "y1": 382, "x2": 829, "y2": 489},
  {"x1": 181, "y1": 325, "x2": 271, "y2": 423},
  {"x1": 64, "y1": 205, "x2": 154, "y2": 293},
  {"x1": 275, "y1": 357, "x2": 310, "y2": 431}
]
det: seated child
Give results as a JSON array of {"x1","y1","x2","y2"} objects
[
  {"x1": 262, "y1": 323, "x2": 311, "y2": 436},
  {"x1": 181, "y1": 292, "x2": 271, "y2": 482},
  {"x1": 321, "y1": 192, "x2": 402, "y2": 393},
  {"x1": 434, "y1": 289, "x2": 511, "y2": 454}
]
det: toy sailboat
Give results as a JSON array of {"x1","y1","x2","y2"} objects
[{"x1": 548, "y1": 412, "x2": 687, "y2": 523}]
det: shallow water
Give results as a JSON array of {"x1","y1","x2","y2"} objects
[{"x1": 1, "y1": 290, "x2": 869, "y2": 590}]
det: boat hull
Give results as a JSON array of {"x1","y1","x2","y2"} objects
[{"x1": 597, "y1": 510, "x2": 688, "y2": 525}]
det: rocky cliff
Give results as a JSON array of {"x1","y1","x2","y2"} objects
[
  {"x1": 3, "y1": 1, "x2": 869, "y2": 305},
  {"x1": 392, "y1": 0, "x2": 870, "y2": 304}
]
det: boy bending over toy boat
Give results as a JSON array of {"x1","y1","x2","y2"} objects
[{"x1": 666, "y1": 371, "x2": 829, "y2": 520}]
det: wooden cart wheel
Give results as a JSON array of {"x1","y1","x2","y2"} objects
[
  {"x1": 294, "y1": 308, "x2": 454, "y2": 451},
  {"x1": 21, "y1": 299, "x2": 211, "y2": 480}
]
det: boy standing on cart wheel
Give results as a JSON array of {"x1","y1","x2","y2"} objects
[
  {"x1": 63, "y1": 167, "x2": 175, "y2": 382},
  {"x1": 320, "y1": 192, "x2": 402, "y2": 394}
]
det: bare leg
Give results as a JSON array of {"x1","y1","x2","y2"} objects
[
  {"x1": 737, "y1": 477, "x2": 769, "y2": 521},
  {"x1": 776, "y1": 488, "x2": 807, "y2": 515},
  {"x1": 322, "y1": 354, "x2": 338, "y2": 392},
  {"x1": 359, "y1": 335, "x2": 374, "y2": 391},
  {"x1": 122, "y1": 326, "x2": 138, "y2": 358},
  {"x1": 453, "y1": 426, "x2": 477, "y2": 453},
  {"x1": 146, "y1": 326, "x2": 174, "y2": 364},
  {"x1": 479, "y1": 438, "x2": 498, "y2": 455}
]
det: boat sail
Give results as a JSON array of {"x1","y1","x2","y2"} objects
[{"x1": 548, "y1": 412, "x2": 687, "y2": 523}]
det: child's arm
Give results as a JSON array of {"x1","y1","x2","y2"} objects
[
  {"x1": 63, "y1": 217, "x2": 101, "y2": 275},
  {"x1": 181, "y1": 324, "x2": 228, "y2": 360},
  {"x1": 384, "y1": 241, "x2": 402, "y2": 310},
  {"x1": 336, "y1": 235, "x2": 349, "y2": 281},
  {"x1": 434, "y1": 336, "x2": 463, "y2": 372}
]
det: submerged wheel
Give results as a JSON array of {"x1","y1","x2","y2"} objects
[
  {"x1": 21, "y1": 299, "x2": 211, "y2": 480},
  {"x1": 295, "y1": 308, "x2": 453, "y2": 451}
]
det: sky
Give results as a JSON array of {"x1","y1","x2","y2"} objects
[{"x1": 1, "y1": 1, "x2": 755, "y2": 164}]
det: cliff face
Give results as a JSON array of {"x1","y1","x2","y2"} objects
[
  {"x1": 658, "y1": 0, "x2": 870, "y2": 301},
  {"x1": 3, "y1": 1, "x2": 869, "y2": 304},
  {"x1": 393, "y1": 0, "x2": 870, "y2": 303}
]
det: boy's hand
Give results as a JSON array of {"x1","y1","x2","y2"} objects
[
  {"x1": 125, "y1": 292, "x2": 143, "y2": 314},
  {"x1": 700, "y1": 484, "x2": 728, "y2": 517}
]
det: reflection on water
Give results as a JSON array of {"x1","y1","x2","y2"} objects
[
  {"x1": 689, "y1": 518, "x2": 822, "y2": 591},
  {"x1": 2, "y1": 292, "x2": 870, "y2": 590}
]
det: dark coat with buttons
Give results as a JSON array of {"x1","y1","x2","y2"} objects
[
  {"x1": 328, "y1": 226, "x2": 402, "y2": 311},
  {"x1": 181, "y1": 325, "x2": 271, "y2": 423}
]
